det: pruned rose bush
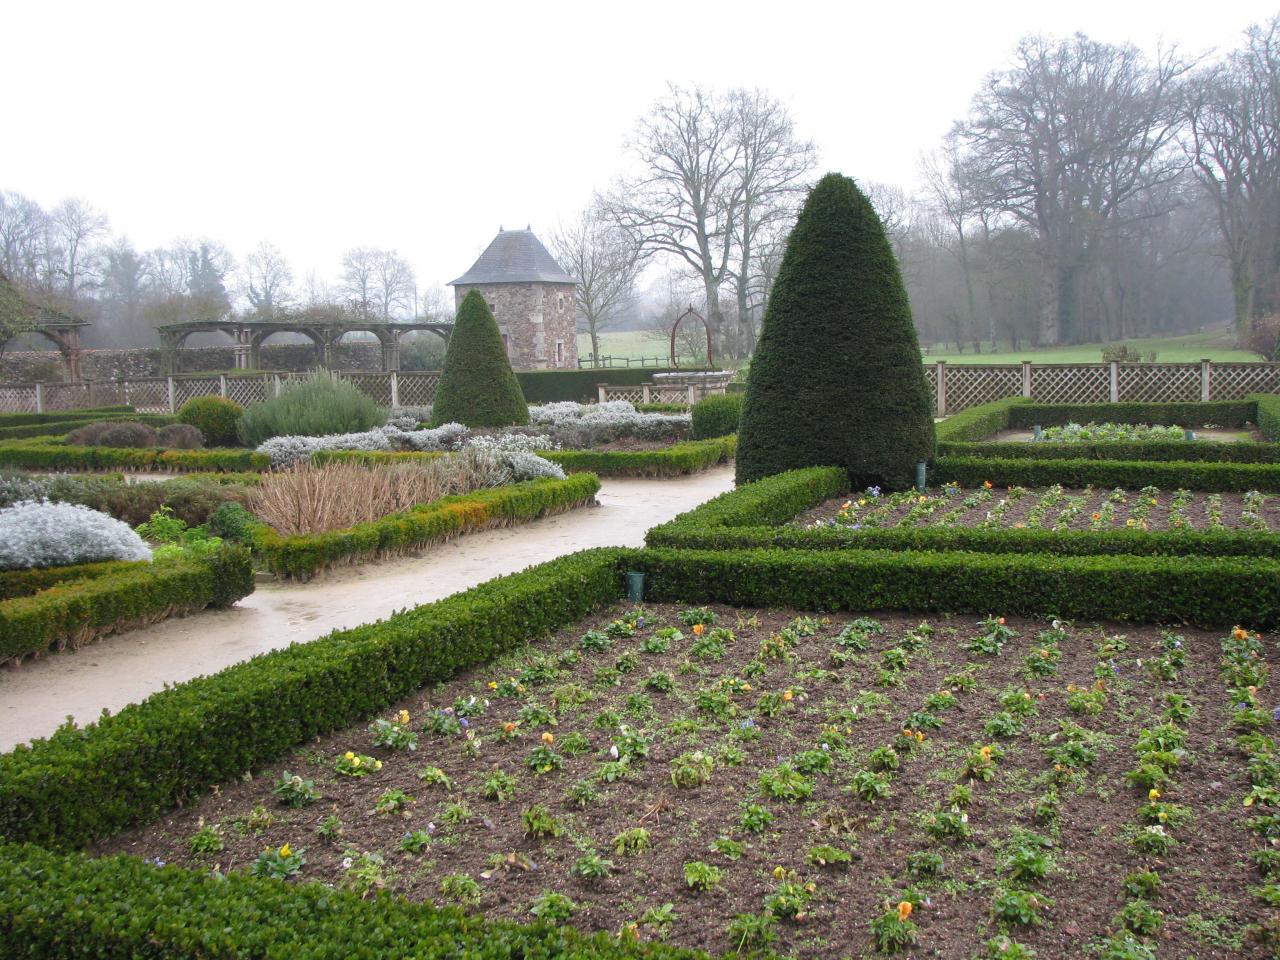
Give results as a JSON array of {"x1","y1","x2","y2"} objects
[{"x1": 0, "y1": 500, "x2": 152, "y2": 570}]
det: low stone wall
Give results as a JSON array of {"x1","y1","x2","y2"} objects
[{"x1": 0, "y1": 342, "x2": 385, "y2": 383}]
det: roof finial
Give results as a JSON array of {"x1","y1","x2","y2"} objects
[
  {"x1": 526, "y1": 223, "x2": 531, "y2": 231},
  {"x1": 499, "y1": 224, "x2": 504, "y2": 232}
]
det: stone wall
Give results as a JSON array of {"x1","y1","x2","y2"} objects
[
  {"x1": 0, "y1": 342, "x2": 386, "y2": 384},
  {"x1": 453, "y1": 282, "x2": 578, "y2": 370}
]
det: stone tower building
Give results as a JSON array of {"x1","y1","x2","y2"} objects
[{"x1": 449, "y1": 228, "x2": 578, "y2": 370}]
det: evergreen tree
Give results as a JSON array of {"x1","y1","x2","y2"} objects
[
  {"x1": 736, "y1": 173, "x2": 935, "y2": 488},
  {"x1": 431, "y1": 290, "x2": 529, "y2": 427}
]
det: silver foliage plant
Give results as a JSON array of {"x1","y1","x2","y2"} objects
[{"x1": 0, "y1": 500, "x2": 152, "y2": 570}]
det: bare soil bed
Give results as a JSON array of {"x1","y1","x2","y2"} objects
[
  {"x1": 798, "y1": 486, "x2": 1280, "y2": 533},
  {"x1": 99, "y1": 603, "x2": 1279, "y2": 959}
]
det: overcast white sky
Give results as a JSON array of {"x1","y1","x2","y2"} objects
[{"x1": 6, "y1": 0, "x2": 1278, "y2": 302}]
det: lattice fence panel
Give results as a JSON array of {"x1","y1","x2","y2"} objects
[
  {"x1": 1211, "y1": 364, "x2": 1280, "y2": 400},
  {"x1": 41, "y1": 383, "x2": 94, "y2": 411},
  {"x1": 172, "y1": 378, "x2": 220, "y2": 409},
  {"x1": 122, "y1": 379, "x2": 171, "y2": 413},
  {"x1": 649, "y1": 387, "x2": 692, "y2": 406},
  {"x1": 396, "y1": 374, "x2": 438, "y2": 407},
  {"x1": 604, "y1": 388, "x2": 644, "y2": 405},
  {"x1": 87, "y1": 381, "x2": 127, "y2": 407},
  {"x1": 1031, "y1": 366, "x2": 1108, "y2": 404},
  {"x1": 0, "y1": 386, "x2": 38, "y2": 413},
  {"x1": 226, "y1": 377, "x2": 271, "y2": 407},
  {"x1": 1117, "y1": 364, "x2": 1199, "y2": 402},
  {"x1": 344, "y1": 374, "x2": 392, "y2": 407},
  {"x1": 943, "y1": 365, "x2": 1021, "y2": 413},
  {"x1": 924, "y1": 365, "x2": 938, "y2": 408}
]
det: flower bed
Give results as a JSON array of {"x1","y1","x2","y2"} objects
[
  {"x1": 1036, "y1": 421, "x2": 1187, "y2": 442},
  {"x1": 94, "y1": 602, "x2": 1276, "y2": 958}
]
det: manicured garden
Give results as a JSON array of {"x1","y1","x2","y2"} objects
[{"x1": 94, "y1": 601, "x2": 1275, "y2": 958}]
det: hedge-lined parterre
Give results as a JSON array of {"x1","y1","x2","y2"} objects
[
  {"x1": 932, "y1": 455, "x2": 1280, "y2": 492},
  {"x1": 0, "y1": 437, "x2": 269, "y2": 473},
  {"x1": 0, "y1": 413, "x2": 176, "y2": 441},
  {"x1": 223, "y1": 473, "x2": 601, "y2": 579},
  {"x1": 0, "y1": 545, "x2": 253, "y2": 666},
  {"x1": 542, "y1": 436, "x2": 736, "y2": 477},
  {"x1": 0, "y1": 405, "x2": 135, "y2": 427},
  {"x1": 938, "y1": 438, "x2": 1280, "y2": 463}
]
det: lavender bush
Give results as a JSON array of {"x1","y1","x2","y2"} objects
[{"x1": 0, "y1": 500, "x2": 152, "y2": 570}]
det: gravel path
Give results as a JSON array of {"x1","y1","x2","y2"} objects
[{"x1": 0, "y1": 467, "x2": 734, "y2": 749}]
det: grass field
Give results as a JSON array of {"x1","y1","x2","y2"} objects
[{"x1": 580, "y1": 330, "x2": 1259, "y2": 367}]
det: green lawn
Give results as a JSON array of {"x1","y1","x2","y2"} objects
[
  {"x1": 580, "y1": 329, "x2": 1260, "y2": 366},
  {"x1": 920, "y1": 330, "x2": 1257, "y2": 364}
]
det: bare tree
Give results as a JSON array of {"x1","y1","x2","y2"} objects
[
  {"x1": 1185, "y1": 15, "x2": 1280, "y2": 329},
  {"x1": 241, "y1": 241, "x2": 294, "y2": 319},
  {"x1": 340, "y1": 247, "x2": 378, "y2": 318},
  {"x1": 608, "y1": 85, "x2": 742, "y2": 339},
  {"x1": 956, "y1": 34, "x2": 1192, "y2": 344},
  {"x1": 723, "y1": 89, "x2": 815, "y2": 353},
  {"x1": 550, "y1": 204, "x2": 641, "y2": 363},
  {"x1": 0, "y1": 192, "x2": 48, "y2": 286},
  {"x1": 372, "y1": 250, "x2": 416, "y2": 321},
  {"x1": 49, "y1": 198, "x2": 108, "y2": 299}
]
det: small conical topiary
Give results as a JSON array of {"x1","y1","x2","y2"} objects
[
  {"x1": 432, "y1": 289, "x2": 529, "y2": 427},
  {"x1": 736, "y1": 173, "x2": 935, "y2": 488}
]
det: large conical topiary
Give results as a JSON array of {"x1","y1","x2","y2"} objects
[
  {"x1": 736, "y1": 173, "x2": 935, "y2": 488},
  {"x1": 432, "y1": 290, "x2": 529, "y2": 427}
]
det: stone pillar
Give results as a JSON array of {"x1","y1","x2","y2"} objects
[{"x1": 389, "y1": 371, "x2": 400, "y2": 408}]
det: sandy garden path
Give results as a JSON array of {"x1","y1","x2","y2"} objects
[{"x1": 1, "y1": 466, "x2": 734, "y2": 750}]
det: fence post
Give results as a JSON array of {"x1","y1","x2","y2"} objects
[
  {"x1": 935, "y1": 361, "x2": 947, "y2": 416},
  {"x1": 219, "y1": 374, "x2": 228, "y2": 398},
  {"x1": 390, "y1": 371, "x2": 400, "y2": 408},
  {"x1": 273, "y1": 374, "x2": 282, "y2": 397},
  {"x1": 1021, "y1": 360, "x2": 1032, "y2": 398},
  {"x1": 1200, "y1": 358, "x2": 1212, "y2": 402},
  {"x1": 642, "y1": 384, "x2": 651, "y2": 404},
  {"x1": 687, "y1": 384, "x2": 697, "y2": 407},
  {"x1": 33, "y1": 382, "x2": 43, "y2": 414},
  {"x1": 597, "y1": 383, "x2": 607, "y2": 403},
  {"x1": 1108, "y1": 361, "x2": 1119, "y2": 403}
]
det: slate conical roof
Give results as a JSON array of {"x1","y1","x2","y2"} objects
[{"x1": 449, "y1": 228, "x2": 575, "y2": 286}]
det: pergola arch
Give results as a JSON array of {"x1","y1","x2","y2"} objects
[
  {"x1": 4, "y1": 320, "x2": 91, "y2": 380},
  {"x1": 157, "y1": 318, "x2": 453, "y2": 374}
]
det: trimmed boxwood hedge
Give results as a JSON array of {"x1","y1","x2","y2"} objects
[
  {"x1": 0, "y1": 559, "x2": 146, "y2": 601},
  {"x1": 649, "y1": 520, "x2": 1280, "y2": 560},
  {"x1": 934, "y1": 397, "x2": 1029, "y2": 442},
  {"x1": 0, "y1": 413, "x2": 176, "y2": 441},
  {"x1": 1007, "y1": 400, "x2": 1257, "y2": 429},
  {"x1": 236, "y1": 473, "x2": 601, "y2": 578},
  {"x1": 1254, "y1": 393, "x2": 1280, "y2": 441},
  {"x1": 933, "y1": 455, "x2": 1280, "y2": 492},
  {"x1": 311, "y1": 448, "x2": 448, "y2": 466},
  {"x1": 629, "y1": 547, "x2": 1280, "y2": 630},
  {"x1": 516, "y1": 368, "x2": 696, "y2": 404},
  {"x1": 938, "y1": 439, "x2": 1280, "y2": 463},
  {"x1": 0, "y1": 842, "x2": 704, "y2": 960},
  {"x1": 0, "y1": 438, "x2": 269, "y2": 473},
  {"x1": 543, "y1": 436, "x2": 736, "y2": 477},
  {"x1": 690, "y1": 393, "x2": 742, "y2": 439},
  {"x1": 650, "y1": 466, "x2": 847, "y2": 540},
  {"x1": 0, "y1": 546, "x2": 253, "y2": 665},
  {"x1": 0, "y1": 548, "x2": 626, "y2": 846},
  {"x1": 0, "y1": 406, "x2": 135, "y2": 427}
]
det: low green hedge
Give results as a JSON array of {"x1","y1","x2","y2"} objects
[
  {"x1": 635, "y1": 402, "x2": 688, "y2": 413},
  {"x1": 0, "y1": 546, "x2": 253, "y2": 666},
  {"x1": 0, "y1": 406, "x2": 134, "y2": 427},
  {"x1": 0, "y1": 549, "x2": 624, "y2": 846},
  {"x1": 935, "y1": 397, "x2": 1029, "y2": 442},
  {"x1": 933, "y1": 455, "x2": 1280, "y2": 492},
  {"x1": 649, "y1": 466, "x2": 847, "y2": 540},
  {"x1": 0, "y1": 438, "x2": 269, "y2": 473},
  {"x1": 938, "y1": 439, "x2": 1280, "y2": 463},
  {"x1": 240, "y1": 473, "x2": 601, "y2": 578},
  {"x1": 516, "y1": 367, "x2": 698, "y2": 403},
  {"x1": 0, "y1": 842, "x2": 702, "y2": 960},
  {"x1": 543, "y1": 436, "x2": 736, "y2": 477},
  {"x1": 0, "y1": 413, "x2": 176, "y2": 441},
  {"x1": 690, "y1": 393, "x2": 743, "y2": 439},
  {"x1": 21, "y1": 472, "x2": 260, "y2": 526},
  {"x1": 630, "y1": 547, "x2": 1280, "y2": 629},
  {"x1": 0, "y1": 560, "x2": 145, "y2": 601},
  {"x1": 1008, "y1": 400, "x2": 1256, "y2": 429},
  {"x1": 1253, "y1": 393, "x2": 1280, "y2": 441},
  {"x1": 649, "y1": 521, "x2": 1280, "y2": 559}
]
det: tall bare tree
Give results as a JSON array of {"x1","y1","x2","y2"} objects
[
  {"x1": 49, "y1": 198, "x2": 108, "y2": 300},
  {"x1": 371, "y1": 250, "x2": 416, "y2": 320},
  {"x1": 0, "y1": 192, "x2": 47, "y2": 286},
  {"x1": 550, "y1": 204, "x2": 641, "y2": 363},
  {"x1": 1186, "y1": 15, "x2": 1280, "y2": 329},
  {"x1": 241, "y1": 241, "x2": 294, "y2": 319},
  {"x1": 956, "y1": 34, "x2": 1192, "y2": 344}
]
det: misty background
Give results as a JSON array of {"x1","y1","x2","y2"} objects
[{"x1": 3, "y1": 1, "x2": 1279, "y2": 368}]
